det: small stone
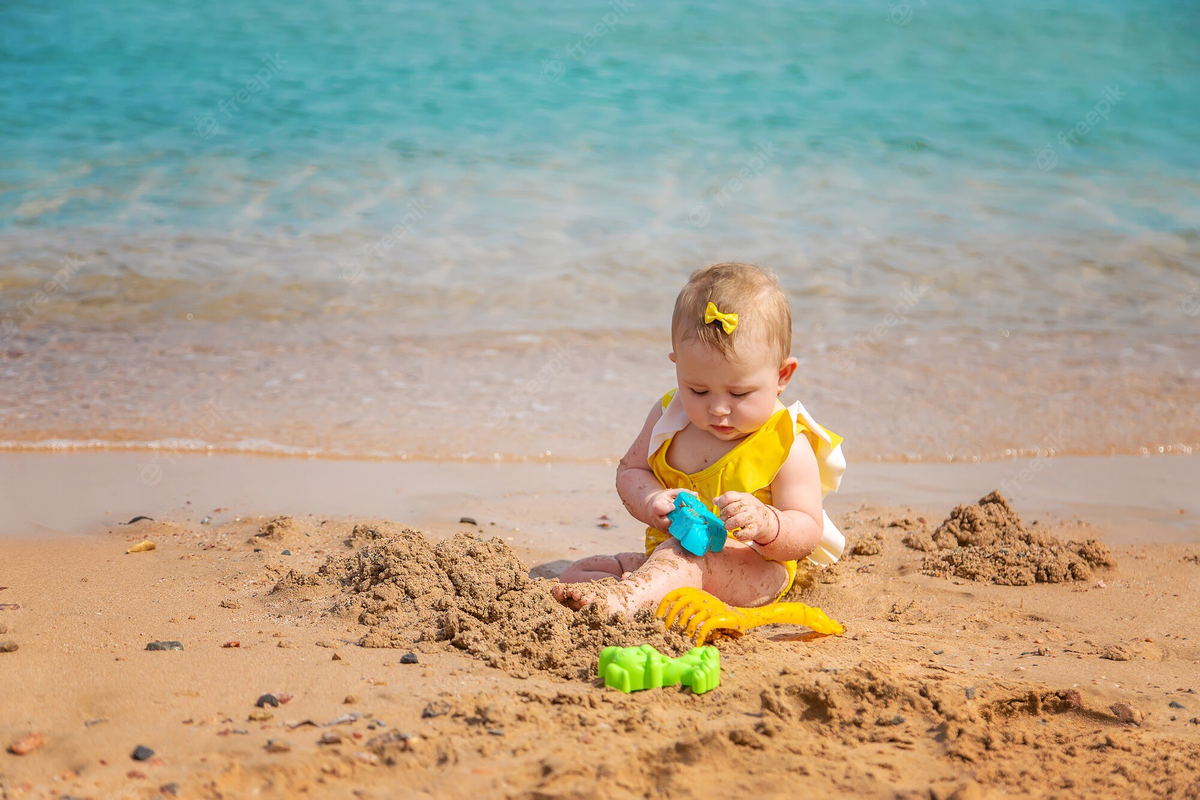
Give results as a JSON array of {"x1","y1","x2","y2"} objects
[
  {"x1": 1170, "y1": 701, "x2": 1187, "y2": 710},
  {"x1": 160, "y1": 784, "x2": 181, "y2": 797},
  {"x1": 200, "y1": 516, "x2": 212, "y2": 524},
  {"x1": 145, "y1": 641, "x2": 183, "y2": 651},
  {"x1": 0, "y1": 641, "x2": 18, "y2": 653},
  {"x1": 131, "y1": 745, "x2": 155, "y2": 761},
  {"x1": 281, "y1": 550, "x2": 292, "y2": 556},
  {"x1": 876, "y1": 715, "x2": 904, "y2": 726},
  {"x1": 460, "y1": 517, "x2": 477, "y2": 525},
  {"x1": 248, "y1": 709, "x2": 273, "y2": 721},
  {"x1": 318, "y1": 732, "x2": 342, "y2": 745},
  {"x1": 422, "y1": 700, "x2": 451, "y2": 719},
  {"x1": 400, "y1": 653, "x2": 419, "y2": 664},
  {"x1": 332, "y1": 652, "x2": 343, "y2": 661},
  {"x1": 965, "y1": 686, "x2": 977, "y2": 700},
  {"x1": 488, "y1": 728, "x2": 505, "y2": 736},
  {"x1": 127, "y1": 770, "x2": 147, "y2": 779},
  {"x1": 278, "y1": 693, "x2": 294, "y2": 704},
  {"x1": 344, "y1": 695, "x2": 360, "y2": 704},
  {"x1": 1110, "y1": 701, "x2": 1144, "y2": 726},
  {"x1": 126, "y1": 540, "x2": 157, "y2": 554},
  {"x1": 256, "y1": 694, "x2": 280, "y2": 708},
  {"x1": 219, "y1": 599, "x2": 241, "y2": 609},
  {"x1": 7, "y1": 732, "x2": 43, "y2": 755},
  {"x1": 223, "y1": 641, "x2": 240, "y2": 648},
  {"x1": 0, "y1": 623, "x2": 7, "y2": 634},
  {"x1": 315, "y1": 640, "x2": 334, "y2": 648},
  {"x1": 933, "y1": 649, "x2": 945, "y2": 655},
  {"x1": 276, "y1": 640, "x2": 292, "y2": 648},
  {"x1": 265, "y1": 739, "x2": 291, "y2": 754}
]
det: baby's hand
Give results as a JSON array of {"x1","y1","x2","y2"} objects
[
  {"x1": 715, "y1": 492, "x2": 776, "y2": 543},
  {"x1": 646, "y1": 488, "x2": 696, "y2": 532}
]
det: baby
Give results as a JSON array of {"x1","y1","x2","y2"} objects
[{"x1": 552, "y1": 262, "x2": 846, "y2": 617}]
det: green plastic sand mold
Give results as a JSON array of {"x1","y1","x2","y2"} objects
[{"x1": 598, "y1": 644, "x2": 721, "y2": 694}]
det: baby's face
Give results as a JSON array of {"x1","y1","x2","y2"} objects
[{"x1": 671, "y1": 336, "x2": 792, "y2": 441}]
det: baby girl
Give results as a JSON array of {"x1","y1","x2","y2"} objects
[{"x1": 552, "y1": 262, "x2": 846, "y2": 616}]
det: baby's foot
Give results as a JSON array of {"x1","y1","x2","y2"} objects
[
  {"x1": 552, "y1": 579, "x2": 641, "y2": 618},
  {"x1": 551, "y1": 581, "x2": 601, "y2": 610}
]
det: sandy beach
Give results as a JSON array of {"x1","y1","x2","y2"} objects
[{"x1": 2, "y1": 454, "x2": 1198, "y2": 798}]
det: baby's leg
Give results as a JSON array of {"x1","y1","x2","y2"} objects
[
  {"x1": 553, "y1": 538, "x2": 788, "y2": 617},
  {"x1": 557, "y1": 552, "x2": 648, "y2": 584}
]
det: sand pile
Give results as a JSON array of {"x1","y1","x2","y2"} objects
[
  {"x1": 918, "y1": 492, "x2": 1115, "y2": 585},
  {"x1": 303, "y1": 527, "x2": 690, "y2": 679}
]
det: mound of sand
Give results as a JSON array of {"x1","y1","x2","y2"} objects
[
  {"x1": 918, "y1": 492, "x2": 1115, "y2": 585},
  {"x1": 293, "y1": 528, "x2": 690, "y2": 679}
]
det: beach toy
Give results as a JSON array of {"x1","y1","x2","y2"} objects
[
  {"x1": 598, "y1": 644, "x2": 720, "y2": 695},
  {"x1": 667, "y1": 492, "x2": 727, "y2": 557},
  {"x1": 656, "y1": 588, "x2": 844, "y2": 646}
]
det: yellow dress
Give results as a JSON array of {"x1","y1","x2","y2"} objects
[{"x1": 644, "y1": 389, "x2": 847, "y2": 597}]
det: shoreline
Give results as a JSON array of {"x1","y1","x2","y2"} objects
[{"x1": 1, "y1": 451, "x2": 1196, "y2": 546}]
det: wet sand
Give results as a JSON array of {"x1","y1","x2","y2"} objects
[{"x1": 1, "y1": 454, "x2": 1199, "y2": 798}]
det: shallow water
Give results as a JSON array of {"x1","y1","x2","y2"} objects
[{"x1": 1, "y1": 0, "x2": 1198, "y2": 461}]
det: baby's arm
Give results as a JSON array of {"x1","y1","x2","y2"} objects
[
  {"x1": 716, "y1": 439, "x2": 823, "y2": 563},
  {"x1": 616, "y1": 401, "x2": 691, "y2": 531}
]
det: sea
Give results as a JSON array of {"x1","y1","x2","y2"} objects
[{"x1": 1, "y1": 0, "x2": 1198, "y2": 465}]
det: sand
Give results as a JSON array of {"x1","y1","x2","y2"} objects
[{"x1": 2, "y1": 494, "x2": 1200, "y2": 798}]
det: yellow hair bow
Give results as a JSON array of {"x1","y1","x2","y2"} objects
[{"x1": 704, "y1": 302, "x2": 738, "y2": 335}]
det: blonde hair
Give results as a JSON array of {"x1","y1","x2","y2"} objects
[{"x1": 671, "y1": 262, "x2": 792, "y2": 363}]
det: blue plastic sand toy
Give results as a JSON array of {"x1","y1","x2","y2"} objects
[{"x1": 667, "y1": 493, "x2": 728, "y2": 556}]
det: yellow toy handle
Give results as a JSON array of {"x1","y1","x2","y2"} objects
[{"x1": 656, "y1": 588, "x2": 844, "y2": 646}]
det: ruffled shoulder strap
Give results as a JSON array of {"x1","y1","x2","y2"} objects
[
  {"x1": 787, "y1": 400, "x2": 846, "y2": 497},
  {"x1": 647, "y1": 389, "x2": 689, "y2": 461}
]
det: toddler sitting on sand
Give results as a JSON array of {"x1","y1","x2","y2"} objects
[{"x1": 552, "y1": 263, "x2": 847, "y2": 616}]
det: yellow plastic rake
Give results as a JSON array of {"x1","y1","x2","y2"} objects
[{"x1": 655, "y1": 587, "x2": 844, "y2": 646}]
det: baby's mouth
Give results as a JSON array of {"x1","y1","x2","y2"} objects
[{"x1": 712, "y1": 424, "x2": 735, "y2": 434}]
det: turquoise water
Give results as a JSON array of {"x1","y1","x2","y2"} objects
[{"x1": 1, "y1": 0, "x2": 1198, "y2": 461}]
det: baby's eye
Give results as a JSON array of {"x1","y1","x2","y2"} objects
[
  {"x1": 689, "y1": 388, "x2": 708, "y2": 396},
  {"x1": 730, "y1": 391, "x2": 749, "y2": 398}
]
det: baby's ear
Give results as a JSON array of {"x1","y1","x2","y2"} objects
[
  {"x1": 668, "y1": 351, "x2": 677, "y2": 363},
  {"x1": 778, "y1": 356, "x2": 799, "y2": 384}
]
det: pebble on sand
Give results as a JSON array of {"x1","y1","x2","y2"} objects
[
  {"x1": 223, "y1": 641, "x2": 240, "y2": 648},
  {"x1": 145, "y1": 641, "x2": 184, "y2": 651},
  {"x1": 1170, "y1": 701, "x2": 1188, "y2": 710},
  {"x1": 0, "y1": 641, "x2": 18, "y2": 653},
  {"x1": 400, "y1": 652, "x2": 419, "y2": 664},
  {"x1": 265, "y1": 739, "x2": 292, "y2": 754},
  {"x1": 248, "y1": 709, "x2": 273, "y2": 721},
  {"x1": 0, "y1": 623, "x2": 7, "y2": 634},
  {"x1": 1111, "y1": 701, "x2": 1145, "y2": 726},
  {"x1": 126, "y1": 540, "x2": 157, "y2": 554},
  {"x1": 318, "y1": 732, "x2": 343, "y2": 745},
  {"x1": 256, "y1": 693, "x2": 280, "y2": 708},
  {"x1": 460, "y1": 517, "x2": 478, "y2": 525},
  {"x1": 7, "y1": 733, "x2": 44, "y2": 755},
  {"x1": 344, "y1": 695, "x2": 360, "y2": 704},
  {"x1": 131, "y1": 745, "x2": 155, "y2": 761}
]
